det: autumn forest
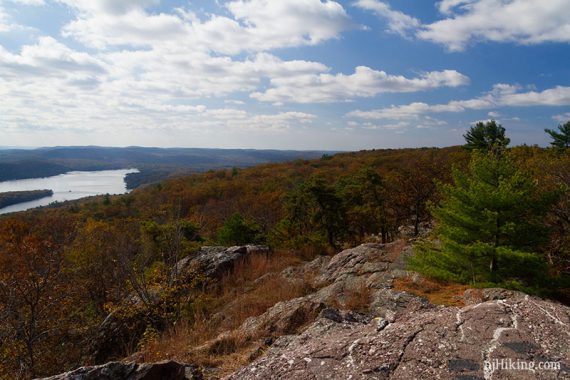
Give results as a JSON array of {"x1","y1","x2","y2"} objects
[{"x1": 1, "y1": 122, "x2": 570, "y2": 378}]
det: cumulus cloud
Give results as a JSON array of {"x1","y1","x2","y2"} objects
[
  {"x1": 347, "y1": 84, "x2": 570, "y2": 120},
  {"x1": 252, "y1": 67, "x2": 469, "y2": 103},
  {"x1": 0, "y1": 37, "x2": 106, "y2": 78},
  {"x1": 60, "y1": 0, "x2": 352, "y2": 53},
  {"x1": 354, "y1": 0, "x2": 420, "y2": 37},
  {"x1": 0, "y1": 35, "x2": 322, "y2": 136},
  {"x1": 226, "y1": 0, "x2": 352, "y2": 47},
  {"x1": 419, "y1": 0, "x2": 570, "y2": 51}
]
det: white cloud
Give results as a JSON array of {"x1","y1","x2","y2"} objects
[
  {"x1": 0, "y1": 35, "x2": 324, "y2": 136},
  {"x1": 354, "y1": 0, "x2": 420, "y2": 36},
  {"x1": 362, "y1": 121, "x2": 410, "y2": 130},
  {"x1": 227, "y1": 0, "x2": 352, "y2": 48},
  {"x1": 436, "y1": 0, "x2": 477, "y2": 15},
  {"x1": 420, "y1": 0, "x2": 570, "y2": 51},
  {"x1": 0, "y1": 37, "x2": 106, "y2": 79},
  {"x1": 500, "y1": 86, "x2": 570, "y2": 107},
  {"x1": 100, "y1": 50, "x2": 327, "y2": 99},
  {"x1": 347, "y1": 84, "x2": 570, "y2": 120},
  {"x1": 62, "y1": 9, "x2": 187, "y2": 49},
  {"x1": 60, "y1": 0, "x2": 352, "y2": 53},
  {"x1": 13, "y1": 0, "x2": 45, "y2": 4},
  {"x1": 0, "y1": 6, "x2": 10, "y2": 32},
  {"x1": 252, "y1": 67, "x2": 469, "y2": 103},
  {"x1": 553, "y1": 113, "x2": 570, "y2": 123},
  {"x1": 58, "y1": 0, "x2": 159, "y2": 15}
]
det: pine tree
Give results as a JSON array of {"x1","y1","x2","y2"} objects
[
  {"x1": 337, "y1": 168, "x2": 395, "y2": 244},
  {"x1": 275, "y1": 175, "x2": 345, "y2": 250},
  {"x1": 464, "y1": 120, "x2": 510, "y2": 153},
  {"x1": 410, "y1": 151, "x2": 558, "y2": 288},
  {"x1": 217, "y1": 213, "x2": 262, "y2": 245},
  {"x1": 545, "y1": 121, "x2": 570, "y2": 150}
]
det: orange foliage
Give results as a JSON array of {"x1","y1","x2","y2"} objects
[{"x1": 393, "y1": 275, "x2": 470, "y2": 307}]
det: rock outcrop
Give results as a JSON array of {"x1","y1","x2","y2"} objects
[
  {"x1": 51, "y1": 242, "x2": 570, "y2": 380},
  {"x1": 175, "y1": 245, "x2": 271, "y2": 280},
  {"x1": 228, "y1": 291, "x2": 570, "y2": 379},
  {"x1": 89, "y1": 245, "x2": 270, "y2": 364},
  {"x1": 212, "y1": 242, "x2": 424, "y2": 343},
  {"x1": 38, "y1": 360, "x2": 202, "y2": 380},
  {"x1": 221, "y1": 242, "x2": 570, "y2": 379}
]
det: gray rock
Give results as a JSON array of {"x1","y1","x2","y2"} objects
[
  {"x1": 89, "y1": 245, "x2": 270, "y2": 364},
  {"x1": 38, "y1": 360, "x2": 202, "y2": 380},
  {"x1": 227, "y1": 294, "x2": 570, "y2": 379},
  {"x1": 200, "y1": 242, "x2": 415, "y2": 357},
  {"x1": 463, "y1": 288, "x2": 528, "y2": 305},
  {"x1": 176, "y1": 245, "x2": 271, "y2": 280},
  {"x1": 318, "y1": 308, "x2": 371, "y2": 324}
]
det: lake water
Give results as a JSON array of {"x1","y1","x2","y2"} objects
[{"x1": 0, "y1": 169, "x2": 138, "y2": 214}]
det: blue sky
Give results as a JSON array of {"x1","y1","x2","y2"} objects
[{"x1": 0, "y1": 0, "x2": 569, "y2": 150}]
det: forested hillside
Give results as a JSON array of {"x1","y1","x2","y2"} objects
[
  {"x1": 0, "y1": 147, "x2": 329, "y2": 187},
  {"x1": 0, "y1": 138, "x2": 569, "y2": 378}
]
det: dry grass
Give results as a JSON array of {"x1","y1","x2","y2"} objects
[
  {"x1": 386, "y1": 239, "x2": 408, "y2": 262},
  {"x1": 393, "y1": 275, "x2": 470, "y2": 307},
  {"x1": 341, "y1": 282, "x2": 372, "y2": 313},
  {"x1": 219, "y1": 250, "x2": 302, "y2": 288},
  {"x1": 139, "y1": 249, "x2": 318, "y2": 374},
  {"x1": 219, "y1": 274, "x2": 311, "y2": 331}
]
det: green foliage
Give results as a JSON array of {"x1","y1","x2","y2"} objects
[
  {"x1": 275, "y1": 175, "x2": 346, "y2": 250},
  {"x1": 463, "y1": 120, "x2": 510, "y2": 152},
  {"x1": 410, "y1": 151, "x2": 559, "y2": 288},
  {"x1": 141, "y1": 220, "x2": 201, "y2": 258},
  {"x1": 217, "y1": 213, "x2": 263, "y2": 245},
  {"x1": 337, "y1": 168, "x2": 396, "y2": 243},
  {"x1": 545, "y1": 120, "x2": 570, "y2": 150}
]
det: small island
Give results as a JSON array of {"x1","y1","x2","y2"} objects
[{"x1": 0, "y1": 189, "x2": 54, "y2": 209}]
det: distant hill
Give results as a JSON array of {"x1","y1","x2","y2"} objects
[{"x1": 0, "y1": 146, "x2": 333, "y2": 188}]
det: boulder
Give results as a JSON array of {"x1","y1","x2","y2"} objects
[
  {"x1": 37, "y1": 360, "x2": 202, "y2": 380},
  {"x1": 175, "y1": 245, "x2": 271, "y2": 279}
]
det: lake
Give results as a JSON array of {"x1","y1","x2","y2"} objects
[{"x1": 0, "y1": 169, "x2": 138, "y2": 214}]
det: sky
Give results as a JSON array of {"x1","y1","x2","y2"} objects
[{"x1": 0, "y1": 0, "x2": 569, "y2": 150}]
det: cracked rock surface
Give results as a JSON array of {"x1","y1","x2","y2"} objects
[
  {"x1": 204, "y1": 242, "x2": 425, "y2": 352},
  {"x1": 38, "y1": 360, "x2": 203, "y2": 380},
  {"x1": 227, "y1": 291, "x2": 570, "y2": 379}
]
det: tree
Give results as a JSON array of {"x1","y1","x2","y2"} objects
[
  {"x1": 545, "y1": 121, "x2": 570, "y2": 150},
  {"x1": 217, "y1": 213, "x2": 262, "y2": 245},
  {"x1": 141, "y1": 219, "x2": 201, "y2": 287},
  {"x1": 410, "y1": 151, "x2": 559, "y2": 288},
  {"x1": 394, "y1": 151, "x2": 450, "y2": 236},
  {"x1": 464, "y1": 120, "x2": 510, "y2": 152},
  {"x1": 66, "y1": 219, "x2": 130, "y2": 316},
  {"x1": 337, "y1": 168, "x2": 396, "y2": 243},
  {"x1": 276, "y1": 175, "x2": 345, "y2": 250},
  {"x1": 0, "y1": 217, "x2": 73, "y2": 378}
]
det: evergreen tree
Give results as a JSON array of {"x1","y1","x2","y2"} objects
[
  {"x1": 410, "y1": 151, "x2": 558, "y2": 288},
  {"x1": 464, "y1": 120, "x2": 510, "y2": 152},
  {"x1": 276, "y1": 175, "x2": 345, "y2": 250},
  {"x1": 545, "y1": 121, "x2": 570, "y2": 150},
  {"x1": 337, "y1": 168, "x2": 395, "y2": 243},
  {"x1": 217, "y1": 213, "x2": 262, "y2": 245}
]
